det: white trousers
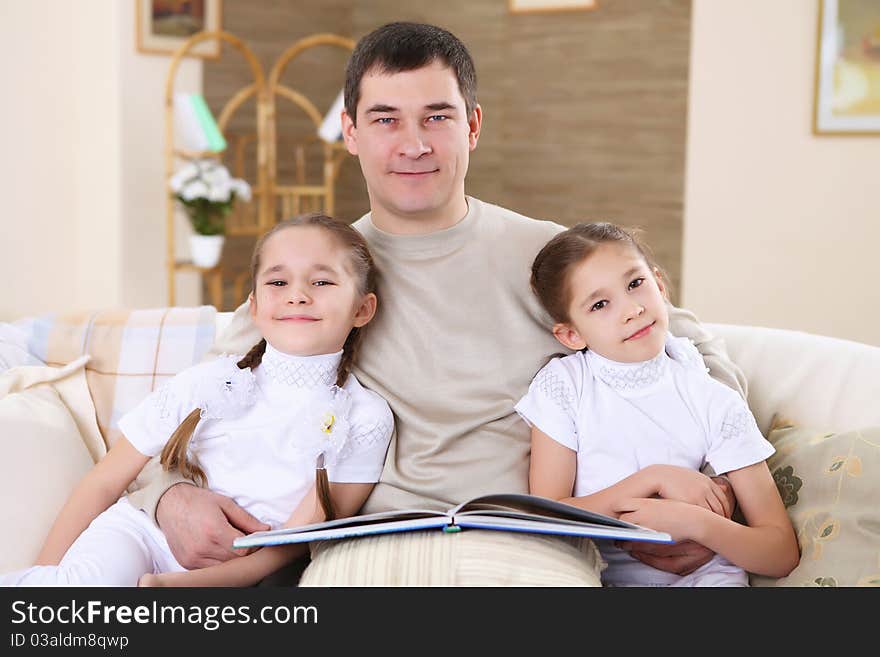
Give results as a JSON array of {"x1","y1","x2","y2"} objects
[{"x1": 0, "y1": 499, "x2": 185, "y2": 586}]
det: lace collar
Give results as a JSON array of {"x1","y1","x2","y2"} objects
[
  {"x1": 586, "y1": 346, "x2": 669, "y2": 393},
  {"x1": 260, "y1": 344, "x2": 342, "y2": 388}
]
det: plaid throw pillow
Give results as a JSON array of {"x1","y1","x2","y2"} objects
[{"x1": 21, "y1": 306, "x2": 218, "y2": 449}]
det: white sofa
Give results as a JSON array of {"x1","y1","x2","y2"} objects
[
  {"x1": 707, "y1": 323, "x2": 880, "y2": 435},
  {"x1": 2, "y1": 310, "x2": 879, "y2": 586}
]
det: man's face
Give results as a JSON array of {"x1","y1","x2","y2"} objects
[
  {"x1": 554, "y1": 243, "x2": 670, "y2": 364},
  {"x1": 342, "y1": 60, "x2": 481, "y2": 232}
]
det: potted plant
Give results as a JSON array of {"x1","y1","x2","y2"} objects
[{"x1": 169, "y1": 159, "x2": 251, "y2": 268}]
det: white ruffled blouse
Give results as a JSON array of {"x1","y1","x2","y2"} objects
[{"x1": 119, "y1": 344, "x2": 394, "y2": 528}]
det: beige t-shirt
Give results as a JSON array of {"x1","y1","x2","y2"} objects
[{"x1": 131, "y1": 197, "x2": 747, "y2": 516}]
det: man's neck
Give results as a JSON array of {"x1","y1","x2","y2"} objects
[{"x1": 369, "y1": 196, "x2": 470, "y2": 235}]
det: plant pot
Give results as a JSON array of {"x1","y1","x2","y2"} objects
[{"x1": 190, "y1": 234, "x2": 225, "y2": 268}]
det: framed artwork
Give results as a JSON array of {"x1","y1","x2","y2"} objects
[
  {"x1": 509, "y1": 0, "x2": 597, "y2": 14},
  {"x1": 814, "y1": 0, "x2": 880, "y2": 135},
  {"x1": 136, "y1": 0, "x2": 223, "y2": 59}
]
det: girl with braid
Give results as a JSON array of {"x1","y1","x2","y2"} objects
[{"x1": 1, "y1": 214, "x2": 393, "y2": 587}]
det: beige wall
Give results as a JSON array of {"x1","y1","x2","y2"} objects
[
  {"x1": 2, "y1": 2, "x2": 80, "y2": 319},
  {"x1": 4, "y1": 1, "x2": 877, "y2": 347},
  {"x1": 0, "y1": 0, "x2": 201, "y2": 321},
  {"x1": 118, "y1": 0, "x2": 202, "y2": 308},
  {"x1": 682, "y1": 0, "x2": 879, "y2": 346}
]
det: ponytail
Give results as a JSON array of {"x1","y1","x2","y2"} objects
[
  {"x1": 334, "y1": 327, "x2": 363, "y2": 388},
  {"x1": 159, "y1": 407, "x2": 206, "y2": 487},
  {"x1": 315, "y1": 456, "x2": 337, "y2": 521},
  {"x1": 321, "y1": 315, "x2": 368, "y2": 521}
]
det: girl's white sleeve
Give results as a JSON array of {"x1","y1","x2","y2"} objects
[
  {"x1": 327, "y1": 392, "x2": 394, "y2": 483},
  {"x1": 116, "y1": 364, "x2": 205, "y2": 457},
  {"x1": 705, "y1": 384, "x2": 775, "y2": 476},
  {"x1": 514, "y1": 357, "x2": 580, "y2": 452}
]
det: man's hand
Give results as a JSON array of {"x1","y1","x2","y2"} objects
[
  {"x1": 613, "y1": 539, "x2": 716, "y2": 576},
  {"x1": 156, "y1": 483, "x2": 269, "y2": 569},
  {"x1": 709, "y1": 475, "x2": 736, "y2": 518},
  {"x1": 615, "y1": 474, "x2": 737, "y2": 575}
]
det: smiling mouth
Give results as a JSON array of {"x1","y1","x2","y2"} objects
[
  {"x1": 277, "y1": 316, "x2": 320, "y2": 322},
  {"x1": 391, "y1": 169, "x2": 439, "y2": 176},
  {"x1": 625, "y1": 321, "x2": 655, "y2": 341}
]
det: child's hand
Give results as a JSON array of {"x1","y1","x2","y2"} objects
[
  {"x1": 613, "y1": 497, "x2": 703, "y2": 543},
  {"x1": 650, "y1": 465, "x2": 731, "y2": 517}
]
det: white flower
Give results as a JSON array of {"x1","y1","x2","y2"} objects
[
  {"x1": 207, "y1": 181, "x2": 231, "y2": 203},
  {"x1": 169, "y1": 163, "x2": 198, "y2": 193},
  {"x1": 180, "y1": 180, "x2": 209, "y2": 201},
  {"x1": 169, "y1": 159, "x2": 250, "y2": 204},
  {"x1": 296, "y1": 386, "x2": 353, "y2": 468},
  {"x1": 231, "y1": 178, "x2": 252, "y2": 202},
  {"x1": 196, "y1": 356, "x2": 257, "y2": 420},
  {"x1": 203, "y1": 165, "x2": 230, "y2": 186}
]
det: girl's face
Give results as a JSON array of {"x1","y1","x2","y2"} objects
[
  {"x1": 553, "y1": 242, "x2": 669, "y2": 363},
  {"x1": 249, "y1": 226, "x2": 376, "y2": 356}
]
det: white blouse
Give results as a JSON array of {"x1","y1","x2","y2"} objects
[
  {"x1": 119, "y1": 344, "x2": 394, "y2": 528},
  {"x1": 515, "y1": 334, "x2": 774, "y2": 586},
  {"x1": 516, "y1": 334, "x2": 773, "y2": 496}
]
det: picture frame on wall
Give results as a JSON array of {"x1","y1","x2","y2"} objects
[
  {"x1": 136, "y1": 0, "x2": 223, "y2": 59},
  {"x1": 814, "y1": 0, "x2": 880, "y2": 135},
  {"x1": 508, "y1": 0, "x2": 597, "y2": 14}
]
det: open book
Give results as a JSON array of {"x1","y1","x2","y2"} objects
[{"x1": 233, "y1": 493, "x2": 672, "y2": 549}]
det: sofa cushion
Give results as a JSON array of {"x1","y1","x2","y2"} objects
[
  {"x1": 0, "y1": 358, "x2": 101, "y2": 573},
  {"x1": 750, "y1": 420, "x2": 880, "y2": 587},
  {"x1": 17, "y1": 307, "x2": 218, "y2": 452}
]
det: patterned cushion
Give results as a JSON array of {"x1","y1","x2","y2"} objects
[
  {"x1": 19, "y1": 307, "x2": 218, "y2": 451},
  {"x1": 750, "y1": 420, "x2": 880, "y2": 587}
]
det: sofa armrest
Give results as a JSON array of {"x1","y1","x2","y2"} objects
[{"x1": 707, "y1": 323, "x2": 880, "y2": 434}]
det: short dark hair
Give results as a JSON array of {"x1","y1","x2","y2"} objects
[{"x1": 344, "y1": 22, "x2": 477, "y2": 125}]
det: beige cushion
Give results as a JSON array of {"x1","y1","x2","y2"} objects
[
  {"x1": 750, "y1": 421, "x2": 880, "y2": 587},
  {"x1": 0, "y1": 358, "x2": 102, "y2": 572}
]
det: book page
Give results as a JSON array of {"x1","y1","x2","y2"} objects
[{"x1": 452, "y1": 493, "x2": 638, "y2": 529}]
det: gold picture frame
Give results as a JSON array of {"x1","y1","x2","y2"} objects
[
  {"x1": 136, "y1": 0, "x2": 223, "y2": 59},
  {"x1": 509, "y1": 0, "x2": 597, "y2": 14},
  {"x1": 813, "y1": 0, "x2": 880, "y2": 135}
]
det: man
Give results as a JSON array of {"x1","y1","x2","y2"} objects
[{"x1": 133, "y1": 22, "x2": 743, "y2": 585}]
